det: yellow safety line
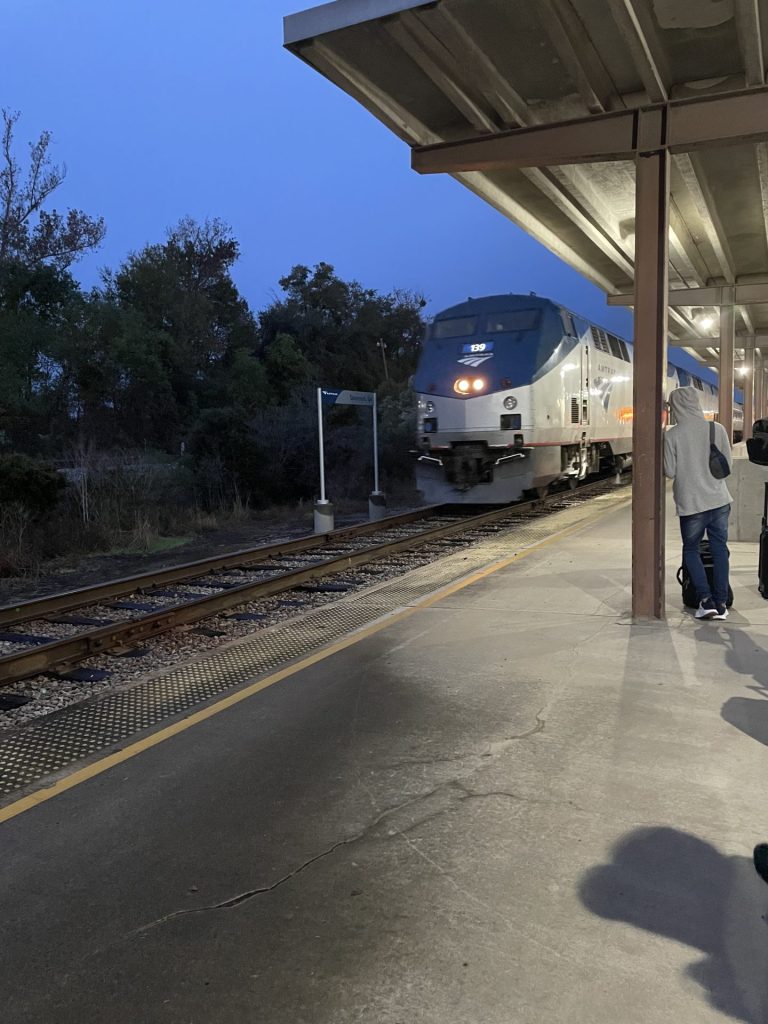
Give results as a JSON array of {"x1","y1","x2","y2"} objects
[{"x1": 0, "y1": 495, "x2": 629, "y2": 825}]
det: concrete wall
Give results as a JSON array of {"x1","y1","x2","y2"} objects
[{"x1": 729, "y1": 443, "x2": 768, "y2": 541}]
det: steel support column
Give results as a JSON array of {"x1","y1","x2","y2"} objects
[
  {"x1": 744, "y1": 338, "x2": 755, "y2": 440},
  {"x1": 719, "y1": 304, "x2": 735, "y2": 440},
  {"x1": 632, "y1": 150, "x2": 669, "y2": 619}
]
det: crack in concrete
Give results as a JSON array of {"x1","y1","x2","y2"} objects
[
  {"x1": 124, "y1": 784, "x2": 448, "y2": 941},
  {"x1": 395, "y1": 779, "x2": 588, "y2": 836},
  {"x1": 121, "y1": 710, "x2": 550, "y2": 943},
  {"x1": 452, "y1": 780, "x2": 588, "y2": 814},
  {"x1": 378, "y1": 708, "x2": 547, "y2": 771},
  {"x1": 483, "y1": 708, "x2": 546, "y2": 755}
]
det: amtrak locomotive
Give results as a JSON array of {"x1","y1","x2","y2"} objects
[{"x1": 414, "y1": 294, "x2": 743, "y2": 503}]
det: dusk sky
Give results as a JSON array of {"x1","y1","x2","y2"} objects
[{"x1": 5, "y1": 0, "x2": 710, "y2": 377}]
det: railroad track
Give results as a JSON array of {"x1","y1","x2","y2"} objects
[{"x1": 0, "y1": 479, "x2": 625, "y2": 690}]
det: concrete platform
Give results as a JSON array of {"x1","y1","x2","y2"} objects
[{"x1": 2, "y1": 493, "x2": 768, "y2": 1024}]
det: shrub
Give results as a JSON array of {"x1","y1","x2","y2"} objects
[
  {"x1": 0, "y1": 453, "x2": 65, "y2": 518},
  {"x1": 187, "y1": 407, "x2": 268, "y2": 508}
]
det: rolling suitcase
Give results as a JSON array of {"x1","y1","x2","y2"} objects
[
  {"x1": 677, "y1": 539, "x2": 734, "y2": 608},
  {"x1": 759, "y1": 482, "x2": 768, "y2": 599}
]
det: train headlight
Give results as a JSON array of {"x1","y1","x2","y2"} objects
[
  {"x1": 453, "y1": 377, "x2": 486, "y2": 395},
  {"x1": 503, "y1": 396, "x2": 517, "y2": 410}
]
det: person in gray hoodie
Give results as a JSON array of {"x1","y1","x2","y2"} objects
[{"x1": 664, "y1": 385, "x2": 733, "y2": 619}]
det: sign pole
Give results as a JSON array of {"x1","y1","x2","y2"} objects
[
  {"x1": 372, "y1": 391, "x2": 380, "y2": 494},
  {"x1": 368, "y1": 389, "x2": 386, "y2": 521},
  {"x1": 314, "y1": 387, "x2": 334, "y2": 533},
  {"x1": 317, "y1": 386, "x2": 326, "y2": 503},
  {"x1": 316, "y1": 385, "x2": 383, "y2": 524}
]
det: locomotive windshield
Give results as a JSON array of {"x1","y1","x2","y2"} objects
[
  {"x1": 416, "y1": 299, "x2": 562, "y2": 397},
  {"x1": 485, "y1": 310, "x2": 540, "y2": 333},
  {"x1": 432, "y1": 316, "x2": 478, "y2": 339},
  {"x1": 430, "y1": 310, "x2": 540, "y2": 339}
]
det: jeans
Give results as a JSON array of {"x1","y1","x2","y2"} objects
[{"x1": 680, "y1": 504, "x2": 731, "y2": 605}]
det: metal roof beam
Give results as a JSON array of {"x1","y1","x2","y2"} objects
[
  {"x1": 757, "y1": 142, "x2": 768, "y2": 257},
  {"x1": 668, "y1": 90, "x2": 768, "y2": 152},
  {"x1": 734, "y1": 0, "x2": 766, "y2": 88},
  {"x1": 606, "y1": 0, "x2": 668, "y2": 103},
  {"x1": 522, "y1": 167, "x2": 635, "y2": 277},
  {"x1": 673, "y1": 152, "x2": 735, "y2": 282},
  {"x1": 385, "y1": 14, "x2": 500, "y2": 133},
  {"x1": 401, "y1": 8, "x2": 636, "y2": 278},
  {"x1": 671, "y1": 334, "x2": 768, "y2": 347},
  {"x1": 667, "y1": 306, "x2": 709, "y2": 345},
  {"x1": 668, "y1": 200, "x2": 709, "y2": 284},
  {"x1": 455, "y1": 170, "x2": 617, "y2": 293},
  {"x1": 414, "y1": 108, "x2": 637, "y2": 172},
  {"x1": 537, "y1": 0, "x2": 606, "y2": 113},
  {"x1": 429, "y1": 8, "x2": 532, "y2": 127},
  {"x1": 741, "y1": 304, "x2": 757, "y2": 335},
  {"x1": 301, "y1": 39, "x2": 440, "y2": 146},
  {"x1": 608, "y1": 283, "x2": 768, "y2": 306},
  {"x1": 412, "y1": 89, "x2": 768, "y2": 173}
]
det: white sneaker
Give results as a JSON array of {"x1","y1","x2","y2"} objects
[
  {"x1": 695, "y1": 599, "x2": 718, "y2": 619},
  {"x1": 713, "y1": 604, "x2": 729, "y2": 620}
]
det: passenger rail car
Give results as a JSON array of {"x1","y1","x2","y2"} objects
[{"x1": 414, "y1": 295, "x2": 743, "y2": 504}]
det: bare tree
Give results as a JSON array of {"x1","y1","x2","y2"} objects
[{"x1": 0, "y1": 109, "x2": 105, "y2": 269}]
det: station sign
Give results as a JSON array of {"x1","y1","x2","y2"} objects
[
  {"x1": 316, "y1": 387, "x2": 380, "y2": 507},
  {"x1": 321, "y1": 388, "x2": 375, "y2": 407}
]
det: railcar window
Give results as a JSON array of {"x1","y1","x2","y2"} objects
[
  {"x1": 432, "y1": 316, "x2": 478, "y2": 339},
  {"x1": 693, "y1": 377, "x2": 704, "y2": 390},
  {"x1": 484, "y1": 310, "x2": 540, "y2": 333},
  {"x1": 618, "y1": 338, "x2": 630, "y2": 361},
  {"x1": 589, "y1": 325, "x2": 609, "y2": 353}
]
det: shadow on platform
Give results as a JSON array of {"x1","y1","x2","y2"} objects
[
  {"x1": 692, "y1": 626, "x2": 768, "y2": 749},
  {"x1": 579, "y1": 826, "x2": 768, "y2": 1022}
]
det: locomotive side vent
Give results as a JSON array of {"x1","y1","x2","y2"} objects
[
  {"x1": 571, "y1": 397, "x2": 580, "y2": 423},
  {"x1": 590, "y1": 325, "x2": 609, "y2": 353}
]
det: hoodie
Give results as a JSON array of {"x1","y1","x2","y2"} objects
[{"x1": 663, "y1": 385, "x2": 732, "y2": 517}]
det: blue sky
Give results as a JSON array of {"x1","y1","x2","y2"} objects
[{"x1": 4, "y1": 0, "x2": 710, "y2": 376}]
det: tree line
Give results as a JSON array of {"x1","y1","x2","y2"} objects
[{"x1": 0, "y1": 112, "x2": 426, "y2": 571}]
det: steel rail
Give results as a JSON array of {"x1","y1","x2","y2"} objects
[
  {"x1": 0, "y1": 504, "x2": 447, "y2": 628},
  {"x1": 0, "y1": 478, "x2": 624, "y2": 687},
  {"x1": 0, "y1": 499, "x2": 540, "y2": 687}
]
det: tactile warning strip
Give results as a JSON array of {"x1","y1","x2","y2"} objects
[{"x1": 0, "y1": 486, "x2": 630, "y2": 798}]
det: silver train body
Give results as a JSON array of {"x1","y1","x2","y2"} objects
[{"x1": 414, "y1": 295, "x2": 743, "y2": 504}]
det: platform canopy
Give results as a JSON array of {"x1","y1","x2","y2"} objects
[
  {"x1": 284, "y1": 0, "x2": 768, "y2": 370},
  {"x1": 285, "y1": 0, "x2": 768, "y2": 618}
]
